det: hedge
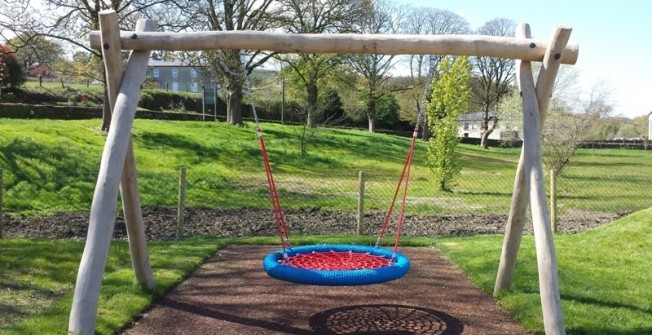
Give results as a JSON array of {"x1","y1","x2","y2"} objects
[{"x1": 0, "y1": 103, "x2": 209, "y2": 121}]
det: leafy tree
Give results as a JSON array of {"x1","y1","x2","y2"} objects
[
  {"x1": 7, "y1": 32, "x2": 64, "y2": 72},
  {"x1": 375, "y1": 93, "x2": 401, "y2": 128},
  {"x1": 277, "y1": 0, "x2": 369, "y2": 127},
  {"x1": 347, "y1": 0, "x2": 406, "y2": 132},
  {"x1": 166, "y1": 0, "x2": 280, "y2": 126},
  {"x1": 426, "y1": 56, "x2": 471, "y2": 190},
  {"x1": 0, "y1": 0, "x2": 170, "y2": 130},
  {"x1": 0, "y1": 44, "x2": 26, "y2": 91},
  {"x1": 471, "y1": 18, "x2": 516, "y2": 149}
]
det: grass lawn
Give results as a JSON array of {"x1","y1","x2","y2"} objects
[
  {"x1": 435, "y1": 208, "x2": 652, "y2": 335},
  {"x1": 2, "y1": 119, "x2": 651, "y2": 216}
]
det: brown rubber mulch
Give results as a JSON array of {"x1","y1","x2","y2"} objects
[{"x1": 123, "y1": 245, "x2": 529, "y2": 335}]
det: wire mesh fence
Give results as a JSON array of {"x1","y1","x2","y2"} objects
[
  {"x1": 163, "y1": 168, "x2": 650, "y2": 222},
  {"x1": 3, "y1": 166, "x2": 650, "y2": 227}
]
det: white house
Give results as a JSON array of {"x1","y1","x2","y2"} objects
[{"x1": 457, "y1": 112, "x2": 521, "y2": 141}]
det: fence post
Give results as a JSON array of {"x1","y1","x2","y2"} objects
[
  {"x1": 356, "y1": 171, "x2": 365, "y2": 236},
  {"x1": 550, "y1": 169, "x2": 557, "y2": 233},
  {"x1": 176, "y1": 167, "x2": 186, "y2": 240},
  {"x1": 0, "y1": 168, "x2": 3, "y2": 238}
]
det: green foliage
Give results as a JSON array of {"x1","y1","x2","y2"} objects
[
  {"x1": 436, "y1": 208, "x2": 652, "y2": 334},
  {"x1": 319, "y1": 88, "x2": 344, "y2": 121},
  {"x1": 1, "y1": 45, "x2": 27, "y2": 88},
  {"x1": 426, "y1": 56, "x2": 472, "y2": 190},
  {"x1": 375, "y1": 93, "x2": 401, "y2": 128}
]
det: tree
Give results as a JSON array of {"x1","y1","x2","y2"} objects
[
  {"x1": 471, "y1": 18, "x2": 516, "y2": 149},
  {"x1": 7, "y1": 32, "x2": 64, "y2": 72},
  {"x1": 0, "y1": 0, "x2": 170, "y2": 130},
  {"x1": 347, "y1": 0, "x2": 406, "y2": 132},
  {"x1": 277, "y1": 0, "x2": 369, "y2": 127},
  {"x1": 402, "y1": 6, "x2": 470, "y2": 140},
  {"x1": 0, "y1": 44, "x2": 26, "y2": 91},
  {"x1": 426, "y1": 56, "x2": 471, "y2": 190},
  {"x1": 165, "y1": 0, "x2": 280, "y2": 126},
  {"x1": 542, "y1": 83, "x2": 612, "y2": 177}
]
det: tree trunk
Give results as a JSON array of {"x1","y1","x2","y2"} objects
[
  {"x1": 480, "y1": 129, "x2": 493, "y2": 148},
  {"x1": 226, "y1": 79, "x2": 243, "y2": 125},
  {"x1": 306, "y1": 80, "x2": 318, "y2": 128},
  {"x1": 367, "y1": 100, "x2": 376, "y2": 133},
  {"x1": 421, "y1": 114, "x2": 431, "y2": 141},
  {"x1": 101, "y1": 88, "x2": 111, "y2": 131}
]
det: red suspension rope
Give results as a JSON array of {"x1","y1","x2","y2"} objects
[
  {"x1": 256, "y1": 128, "x2": 291, "y2": 254},
  {"x1": 375, "y1": 126, "x2": 420, "y2": 261}
]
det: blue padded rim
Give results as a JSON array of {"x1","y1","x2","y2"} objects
[{"x1": 263, "y1": 244, "x2": 410, "y2": 286}]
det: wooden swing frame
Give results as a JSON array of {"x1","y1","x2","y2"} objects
[{"x1": 68, "y1": 9, "x2": 577, "y2": 335}]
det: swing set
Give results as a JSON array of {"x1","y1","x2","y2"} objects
[{"x1": 68, "y1": 9, "x2": 578, "y2": 335}]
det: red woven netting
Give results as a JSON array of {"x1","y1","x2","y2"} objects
[{"x1": 286, "y1": 251, "x2": 391, "y2": 270}]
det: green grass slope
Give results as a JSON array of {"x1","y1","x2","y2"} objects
[{"x1": 435, "y1": 209, "x2": 652, "y2": 335}]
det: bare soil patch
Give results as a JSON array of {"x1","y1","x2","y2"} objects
[{"x1": 2, "y1": 206, "x2": 618, "y2": 240}]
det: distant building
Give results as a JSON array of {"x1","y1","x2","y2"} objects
[
  {"x1": 146, "y1": 54, "x2": 214, "y2": 93},
  {"x1": 457, "y1": 112, "x2": 520, "y2": 141}
]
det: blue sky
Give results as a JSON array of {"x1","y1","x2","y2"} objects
[{"x1": 398, "y1": 0, "x2": 652, "y2": 119}]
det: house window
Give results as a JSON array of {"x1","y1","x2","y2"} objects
[
  {"x1": 152, "y1": 68, "x2": 159, "y2": 78},
  {"x1": 463, "y1": 122, "x2": 469, "y2": 130},
  {"x1": 171, "y1": 82, "x2": 179, "y2": 92},
  {"x1": 171, "y1": 68, "x2": 179, "y2": 78},
  {"x1": 191, "y1": 82, "x2": 198, "y2": 92},
  {"x1": 190, "y1": 68, "x2": 197, "y2": 78}
]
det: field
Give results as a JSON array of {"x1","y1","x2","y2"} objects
[
  {"x1": 1, "y1": 119, "x2": 651, "y2": 218},
  {"x1": 1, "y1": 118, "x2": 651, "y2": 334}
]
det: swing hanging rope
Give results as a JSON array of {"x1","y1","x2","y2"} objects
[{"x1": 231, "y1": 50, "x2": 433, "y2": 284}]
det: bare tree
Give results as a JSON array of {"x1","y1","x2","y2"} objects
[
  {"x1": 543, "y1": 82, "x2": 612, "y2": 177},
  {"x1": 277, "y1": 0, "x2": 369, "y2": 127},
  {"x1": 0, "y1": 0, "x2": 169, "y2": 130},
  {"x1": 402, "y1": 6, "x2": 469, "y2": 139},
  {"x1": 347, "y1": 0, "x2": 406, "y2": 132},
  {"x1": 471, "y1": 18, "x2": 516, "y2": 149}
]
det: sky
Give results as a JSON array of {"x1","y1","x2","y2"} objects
[{"x1": 397, "y1": 0, "x2": 652, "y2": 119}]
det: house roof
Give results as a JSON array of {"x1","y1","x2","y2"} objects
[
  {"x1": 458, "y1": 112, "x2": 494, "y2": 121},
  {"x1": 148, "y1": 58, "x2": 189, "y2": 67}
]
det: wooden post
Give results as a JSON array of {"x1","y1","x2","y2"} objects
[
  {"x1": 0, "y1": 168, "x2": 3, "y2": 239},
  {"x1": 494, "y1": 24, "x2": 572, "y2": 295},
  {"x1": 518, "y1": 27, "x2": 569, "y2": 335},
  {"x1": 177, "y1": 167, "x2": 186, "y2": 240},
  {"x1": 69, "y1": 12, "x2": 155, "y2": 335},
  {"x1": 356, "y1": 171, "x2": 365, "y2": 235},
  {"x1": 99, "y1": 14, "x2": 154, "y2": 291},
  {"x1": 550, "y1": 169, "x2": 557, "y2": 233}
]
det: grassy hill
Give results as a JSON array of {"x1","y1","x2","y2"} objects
[
  {"x1": 436, "y1": 208, "x2": 652, "y2": 334},
  {"x1": 1, "y1": 118, "x2": 651, "y2": 216}
]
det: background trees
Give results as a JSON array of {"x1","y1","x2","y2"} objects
[
  {"x1": 471, "y1": 18, "x2": 516, "y2": 149},
  {"x1": 347, "y1": 0, "x2": 406, "y2": 132},
  {"x1": 277, "y1": 0, "x2": 369, "y2": 127}
]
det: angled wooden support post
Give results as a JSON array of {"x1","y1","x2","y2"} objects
[
  {"x1": 494, "y1": 24, "x2": 572, "y2": 295},
  {"x1": 68, "y1": 11, "x2": 155, "y2": 335},
  {"x1": 100, "y1": 12, "x2": 155, "y2": 291},
  {"x1": 496, "y1": 23, "x2": 571, "y2": 335}
]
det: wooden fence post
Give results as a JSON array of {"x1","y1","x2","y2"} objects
[
  {"x1": 356, "y1": 171, "x2": 365, "y2": 236},
  {"x1": 550, "y1": 169, "x2": 557, "y2": 233},
  {"x1": 177, "y1": 167, "x2": 186, "y2": 240},
  {"x1": 0, "y1": 168, "x2": 3, "y2": 239}
]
